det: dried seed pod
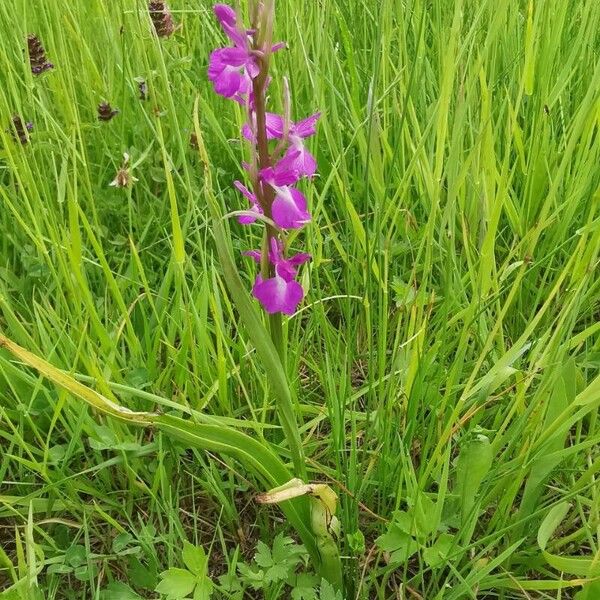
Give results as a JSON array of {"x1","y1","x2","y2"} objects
[
  {"x1": 8, "y1": 115, "x2": 33, "y2": 144},
  {"x1": 27, "y1": 34, "x2": 54, "y2": 75},
  {"x1": 148, "y1": 1, "x2": 176, "y2": 38},
  {"x1": 98, "y1": 101, "x2": 119, "y2": 122},
  {"x1": 110, "y1": 153, "x2": 138, "y2": 188}
]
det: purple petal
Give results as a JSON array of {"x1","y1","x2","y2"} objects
[
  {"x1": 207, "y1": 51, "x2": 227, "y2": 80},
  {"x1": 241, "y1": 122, "x2": 253, "y2": 140},
  {"x1": 288, "y1": 252, "x2": 311, "y2": 266},
  {"x1": 262, "y1": 156, "x2": 301, "y2": 186},
  {"x1": 292, "y1": 113, "x2": 321, "y2": 138},
  {"x1": 247, "y1": 58, "x2": 260, "y2": 79},
  {"x1": 283, "y1": 145, "x2": 317, "y2": 178},
  {"x1": 271, "y1": 42, "x2": 286, "y2": 53},
  {"x1": 271, "y1": 187, "x2": 311, "y2": 229},
  {"x1": 268, "y1": 236, "x2": 283, "y2": 262},
  {"x1": 212, "y1": 67, "x2": 244, "y2": 98},
  {"x1": 234, "y1": 180, "x2": 262, "y2": 223},
  {"x1": 252, "y1": 274, "x2": 304, "y2": 315},
  {"x1": 233, "y1": 180, "x2": 256, "y2": 202},
  {"x1": 266, "y1": 113, "x2": 285, "y2": 138},
  {"x1": 213, "y1": 5, "x2": 249, "y2": 47},
  {"x1": 214, "y1": 4, "x2": 236, "y2": 28},
  {"x1": 274, "y1": 250, "x2": 311, "y2": 282},
  {"x1": 274, "y1": 263, "x2": 295, "y2": 281},
  {"x1": 242, "y1": 112, "x2": 284, "y2": 141},
  {"x1": 243, "y1": 250, "x2": 262, "y2": 262},
  {"x1": 212, "y1": 47, "x2": 250, "y2": 67},
  {"x1": 238, "y1": 211, "x2": 260, "y2": 224}
]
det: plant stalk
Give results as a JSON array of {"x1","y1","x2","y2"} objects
[{"x1": 250, "y1": 21, "x2": 304, "y2": 478}]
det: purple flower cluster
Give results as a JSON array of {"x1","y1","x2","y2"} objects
[{"x1": 208, "y1": 3, "x2": 319, "y2": 315}]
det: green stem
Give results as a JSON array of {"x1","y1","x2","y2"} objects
[
  {"x1": 269, "y1": 312, "x2": 284, "y2": 362},
  {"x1": 251, "y1": 25, "x2": 305, "y2": 480}
]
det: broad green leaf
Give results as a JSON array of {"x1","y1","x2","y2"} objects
[
  {"x1": 318, "y1": 578, "x2": 344, "y2": 600},
  {"x1": 128, "y1": 555, "x2": 157, "y2": 590},
  {"x1": 389, "y1": 510, "x2": 414, "y2": 534},
  {"x1": 193, "y1": 578, "x2": 213, "y2": 600},
  {"x1": 155, "y1": 568, "x2": 196, "y2": 598},
  {"x1": 575, "y1": 581, "x2": 600, "y2": 599},
  {"x1": 0, "y1": 335, "x2": 317, "y2": 565},
  {"x1": 412, "y1": 491, "x2": 438, "y2": 538},
  {"x1": 65, "y1": 545, "x2": 86, "y2": 568},
  {"x1": 112, "y1": 533, "x2": 134, "y2": 554},
  {"x1": 542, "y1": 553, "x2": 600, "y2": 578},
  {"x1": 0, "y1": 335, "x2": 152, "y2": 425},
  {"x1": 290, "y1": 573, "x2": 319, "y2": 600},
  {"x1": 182, "y1": 542, "x2": 207, "y2": 577},
  {"x1": 237, "y1": 562, "x2": 264, "y2": 588},
  {"x1": 99, "y1": 582, "x2": 143, "y2": 600},
  {"x1": 537, "y1": 502, "x2": 571, "y2": 551},
  {"x1": 455, "y1": 434, "x2": 493, "y2": 525},
  {"x1": 376, "y1": 525, "x2": 419, "y2": 563},
  {"x1": 422, "y1": 533, "x2": 456, "y2": 569}
]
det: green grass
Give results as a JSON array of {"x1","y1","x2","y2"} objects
[{"x1": 1, "y1": 0, "x2": 600, "y2": 597}]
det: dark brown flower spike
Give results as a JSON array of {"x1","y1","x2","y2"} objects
[
  {"x1": 148, "y1": 1, "x2": 177, "y2": 38},
  {"x1": 98, "y1": 102, "x2": 119, "y2": 122},
  {"x1": 27, "y1": 34, "x2": 54, "y2": 75},
  {"x1": 8, "y1": 115, "x2": 33, "y2": 145}
]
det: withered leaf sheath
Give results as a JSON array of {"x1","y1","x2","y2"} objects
[
  {"x1": 97, "y1": 102, "x2": 119, "y2": 122},
  {"x1": 148, "y1": 1, "x2": 176, "y2": 38},
  {"x1": 9, "y1": 116, "x2": 33, "y2": 145},
  {"x1": 27, "y1": 34, "x2": 54, "y2": 75}
]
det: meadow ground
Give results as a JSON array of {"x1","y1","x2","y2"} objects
[{"x1": 1, "y1": 0, "x2": 600, "y2": 598}]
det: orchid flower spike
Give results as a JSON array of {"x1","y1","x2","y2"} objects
[{"x1": 208, "y1": 3, "x2": 319, "y2": 315}]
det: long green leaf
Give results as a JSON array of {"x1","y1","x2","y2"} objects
[
  {"x1": 191, "y1": 101, "x2": 306, "y2": 480},
  {"x1": 0, "y1": 334, "x2": 318, "y2": 561}
]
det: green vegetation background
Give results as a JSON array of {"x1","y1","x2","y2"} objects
[{"x1": 1, "y1": 0, "x2": 599, "y2": 598}]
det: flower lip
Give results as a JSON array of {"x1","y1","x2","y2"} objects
[
  {"x1": 271, "y1": 191, "x2": 311, "y2": 229},
  {"x1": 252, "y1": 273, "x2": 304, "y2": 315}
]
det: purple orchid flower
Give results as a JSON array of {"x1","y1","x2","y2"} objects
[
  {"x1": 251, "y1": 274, "x2": 304, "y2": 315},
  {"x1": 234, "y1": 180, "x2": 263, "y2": 224},
  {"x1": 209, "y1": 6, "x2": 285, "y2": 100},
  {"x1": 208, "y1": 47, "x2": 259, "y2": 98},
  {"x1": 245, "y1": 238, "x2": 311, "y2": 277},
  {"x1": 280, "y1": 113, "x2": 320, "y2": 177},
  {"x1": 245, "y1": 239, "x2": 311, "y2": 315},
  {"x1": 241, "y1": 112, "x2": 284, "y2": 141},
  {"x1": 208, "y1": 5, "x2": 259, "y2": 98},
  {"x1": 243, "y1": 112, "x2": 320, "y2": 177},
  {"x1": 260, "y1": 161, "x2": 311, "y2": 229},
  {"x1": 208, "y1": 3, "x2": 319, "y2": 316}
]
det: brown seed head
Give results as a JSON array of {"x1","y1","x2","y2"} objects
[
  {"x1": 98, "y1": 102, "x2": 119, "y2": 122},
  {"x1": 8, "y1": 115, "x2": 33, "y2": 145},
  {"x1": 148, "y1": 1, "x2": 176, "y2": 38},
  {"x1": 27, "y1": 34, "x2": 54, "y2": 75}
]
